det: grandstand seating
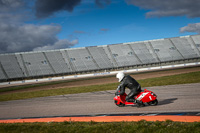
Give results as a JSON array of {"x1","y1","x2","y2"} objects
[
  {"x1": 87, "y1": 46, "x2": 114, "y2": 69},
  {"x1": 66, "y1": 48, "x2": 99, "y2": 72},
  {"x1": 170, "y1": 37, "x2": 199, "y2": 59},
  {"x1": 150, "y1": 39, "x2": 184, "y2": 62},
  {"x1": 191, "y1": 35, "x2": 200, "y2": 53},
  {"x1": 102, "y1": 45, "x2": 118, "y2": 67},
  {"x1": 44, "y1": 51, "x2": 72, "y2": 74},
  {"x1": 0, "y1": 63, "x2": 7, "y2": 80},
  {"x1": 0, "y1": 35, "x2": 200, "y2": 81},
  {"x1": 129, "y1": 42, "x2": 159, "y2": 64},
  {"x1": 108, "y1": 44, "x2": 141, "y2": 67},
  {"x1": 0, "y1": 54, "x2": 24, "y2": 79},
  {"x1": 21, "y1": 52, "x2": 54, "y2": 77}
]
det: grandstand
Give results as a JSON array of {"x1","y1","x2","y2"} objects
[{"x1": 0, "y1": 35, "x2": 200, "y2": 82}]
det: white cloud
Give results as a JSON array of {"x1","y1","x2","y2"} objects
[
  {"x1": 180, "y1": 23, "x2": 200, "y2": 34},
  {"x1": 33, "y1": 39, "x2": 78, "y2": 51}
]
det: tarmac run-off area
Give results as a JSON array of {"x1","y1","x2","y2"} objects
[{"x1": 0, "y1": 83, "x2": 200, "y2": 123}]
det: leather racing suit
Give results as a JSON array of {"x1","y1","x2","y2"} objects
[{"x1": 116, "y1": 75, "x2": 141, "y2": 102}]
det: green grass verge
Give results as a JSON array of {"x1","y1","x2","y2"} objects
[
  {"x1": 0, "y1": 71, "x2": 200, "y2": 102},
  {"x1": 0, "y1": 120, "x2": 200, "y2": 133},
  {"x1": 0, "y1": 67, "x2": 193, "y2": 94},
  {"x1": 139, "y1": 70, "x2": 200, "y2": 87},
  {"x1": 0, "y1": 77, "x2": 105, "y2": 93}
]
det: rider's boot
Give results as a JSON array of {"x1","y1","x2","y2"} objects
[
  {"x1": 127, "y1": 99, "x2": 145, "y2": 107},
  {"x1": 127, "y1": 99, "x2": 135, "y2": 102},
  {"x1": 135, "y1": 100, "x2": 145, "y2": 107}
]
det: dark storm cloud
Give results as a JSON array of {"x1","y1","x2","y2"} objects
[
  {"x1": 0, "y1": 23, "x2": 78, "y2": 54},
  {"x1": 126, "y1": 0, "x2": 200, "y2": 18},
  {"x1": 0, "y1": 0, "x2": 29, "y2": 24},
  {"x1": 0, "y1": 0, "x2": 24, "y2": 11},
  {"x1": 35, "y1": 0, "x2": 81, "y2": 18},
  {"x1": 0, "y1": 0, "x2": 22, "y2": 7},
  {"x1": 0, "y1": 0, "x2": 78, "y2": 54},
  {"x1": 35, "y1": 0, "x2": 112, "y2": 18}
]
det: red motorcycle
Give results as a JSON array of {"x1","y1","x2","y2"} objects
[{"x1": 114, "y1": 89, "x2": 158, "y2": 107}]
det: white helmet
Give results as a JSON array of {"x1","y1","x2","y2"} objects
[{"x1": 116, "y1": 72, "x2": 125, "y2": 82}]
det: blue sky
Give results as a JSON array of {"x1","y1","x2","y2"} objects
[{"x1": 0, "y1": 0, "x2": 200, "y2": 53}]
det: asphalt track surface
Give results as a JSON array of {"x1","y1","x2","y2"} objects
[{"x1": 0, "y1": 83, "x2": 200, "y2": 121}]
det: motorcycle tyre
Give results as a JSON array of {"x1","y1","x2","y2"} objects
[
  {"x1": 114, "y1": 100, "x2": 125, "y2": 107},
  {"x1": 147, "y1": 99, "x2": 158, "y2": 106}
]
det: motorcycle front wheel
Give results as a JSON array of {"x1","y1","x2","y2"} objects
[
  {"x1": 147, "y1": 99, "x2": 158, "y2": 106},
  {"x1": 114, "y1": 100, "x2": 125, "y2": 107}
]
